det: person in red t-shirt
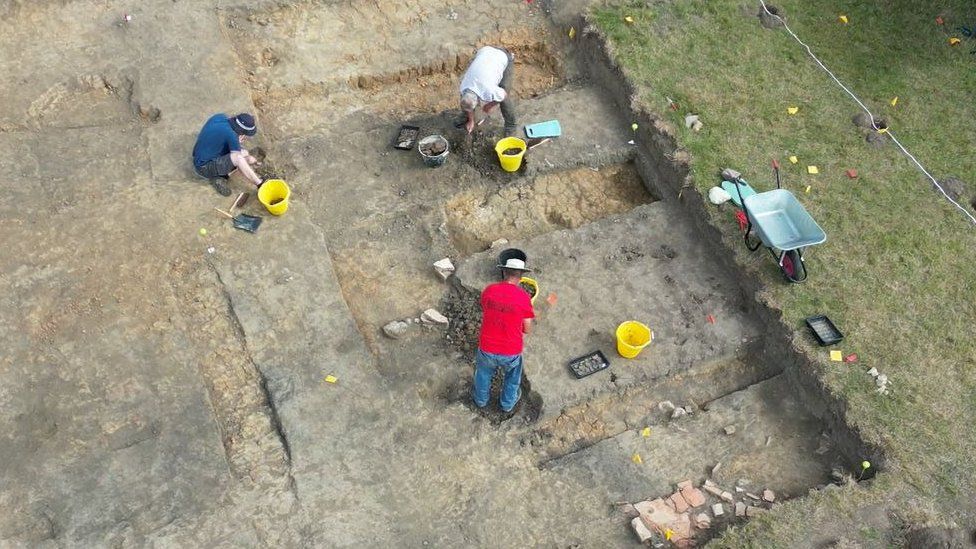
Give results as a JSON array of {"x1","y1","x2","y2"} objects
[{"x1": 473, "y1": 257, "x2": 535, "y2": 413}]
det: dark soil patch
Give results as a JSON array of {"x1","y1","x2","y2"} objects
[
  {"x1": 453, "y1": 130, "x2": 527, "y2": 179},
  {"x1": 903, "y1": 525, "x2": 968, "y2": 549},
  {"x1": 851, "y1": 112, "x2": 874, "y2": 130},
  {"x1": 938, "y1": 177, "x2": 969, "y2": 201},
  {"x1": 502, "y1": 148, "x2": 523, "y2": 156},
  {"x1": 758, "y1": 4, "x2": 784, "y2": 28},
  {"x1": 441, "y1": 371, "x2": 543, "y2": 426},
  {"x1": 251, "y1": 146, "x2": 286, "y2": 179},
  {"x1": 651, "y1": 244, "x2": 678, "y2": 260},
  {"x1": 442, "y1": 278, "x2": 482, "y2": 356},
  {"x1": 270, "y1": 198, "x2": 284, "y2": 205}
]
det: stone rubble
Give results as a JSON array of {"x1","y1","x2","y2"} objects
[
  {"x1": 432, "y1": 258, "x2": 455, "y2": 281},
  {"x1": 382, "y1": 320, "x2": 410, "y2": 339},
  {"x1": 679, "y1": 485, "x2": 706, "y2": 508},
  {"x1": 420, "y1": 308, "x2": 449, "y2": 325},
  {"x1": 630, "y1": 516, "x2": 654, "y2": 543},
  {"x1": 668, "y1": 492, "x2": 690, "y2": 513},
  {"x1": 628, "y1": 478, "x2": 784, "y2": 544}
]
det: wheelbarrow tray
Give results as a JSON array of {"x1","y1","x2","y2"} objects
[{"x1": 743, "y1": 189, "x2": 826, "y2": 250}]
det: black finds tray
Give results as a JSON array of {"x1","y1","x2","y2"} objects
[
  {"x1": 568, "y1": 350, "x2": 610, "y2": 379},
  {"x1": 805, "y1": 315, "x2": 843, "y2": 346},
  {"x1": 393, "y1": 125, "x2": 420, "y2": 150}
]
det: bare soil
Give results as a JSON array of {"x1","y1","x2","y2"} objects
[{"x1": 0, "y1": 0, "x2": 855, "y2": 546}]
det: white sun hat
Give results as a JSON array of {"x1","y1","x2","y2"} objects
[{"x1": 497, "y1": 258, "x2": 531, "y2": 272}]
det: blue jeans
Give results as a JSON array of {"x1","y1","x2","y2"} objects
[{"x1": 472, "y1": 349, "x2": 522, "y2": 411}]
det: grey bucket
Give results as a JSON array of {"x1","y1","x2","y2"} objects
[{"x1": 418, "y1": 135, "x2": 449, "y2": 168}]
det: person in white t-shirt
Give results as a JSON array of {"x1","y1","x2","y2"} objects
[{"x1": 458, "y1": 46, "x2": 516, "y2": 136}]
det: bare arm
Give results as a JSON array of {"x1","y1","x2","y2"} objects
[
  {"x1": 522, "y1": 318, "x2": 534, "y2": 335},
  {"x1": 230, "y1": 150, "x2": 262, "y2": 186},
  {"x1": 465, "y1": 110, "x2": 476, "y2": 134}
]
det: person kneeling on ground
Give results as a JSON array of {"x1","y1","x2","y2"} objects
[
  {"x1": 192, "y1": 112, "x2": 264, "y2": 196},
  {"x1": 472, "y1": 257, "x2": 535, "y2": 414},
  {"x1": 459, "y1": 46, "x2": 517, "y2": 136}
]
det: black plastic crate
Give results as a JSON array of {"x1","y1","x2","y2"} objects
[
  {"x1": 805, "y1": 315, "x2": 843, "y2": 346},
  {"x1": 393, "y1": 125, "x2": 420, "y2": 150},
  {"x1": 568, "y1": 350, "x2": 610, "y2": 379}
]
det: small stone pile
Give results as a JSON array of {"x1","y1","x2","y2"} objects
[
  {"x1": 382, "y1": 308, "x2": 449, "y2": 339},
  {"x1": 381, "y1": 258, "x2": 458, "y2": 340},
  {"x1": 627, "y1": 479, "x2": 780, "y2": 546}
]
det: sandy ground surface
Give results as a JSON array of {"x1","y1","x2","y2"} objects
[{"x1": 0, "y1": 0, "x2": 845, "y2": 546}]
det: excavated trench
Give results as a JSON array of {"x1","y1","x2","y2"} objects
[
  {"x1": 445, "y1": 162, "x2": 654, "y2": 254},
  {"x1": 216, "y1": 2, "x2": 877, "y2": 544}
]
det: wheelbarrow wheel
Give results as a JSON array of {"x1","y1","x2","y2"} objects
[{"x1": 781, "y1": 249, "x2": 807, "y2": 283}]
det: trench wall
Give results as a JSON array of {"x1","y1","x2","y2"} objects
[{"x1": 572, "y1": 14, "x2": 884, "y2": 472}]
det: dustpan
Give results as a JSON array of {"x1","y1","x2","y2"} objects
[
  {"x1": 524, "y1": 120, "x2": 561, "y2": 139},
  {"x1": 215, "y1": 207, "x2": 263, "y2": 233},
  {"x1": 231, "y1": 214, "x2": 263, "y2": 233}
]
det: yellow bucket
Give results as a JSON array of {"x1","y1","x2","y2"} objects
[
  {"x1": 519, "y1": 276, "x2": 539, "y2": 305},
  {"x1": 616, "y1": 321, "x2": 653, "y2": 359},
  {"x1": 258, "y1": 179, "x2": 290, "y2": 216},
  {"x1": 495, "y1": 137, "x2": 527, "y2": 172}
]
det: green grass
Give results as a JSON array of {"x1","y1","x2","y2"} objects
[{"x1": 593, "y1": 0, "x2": 976, "y2": 543}]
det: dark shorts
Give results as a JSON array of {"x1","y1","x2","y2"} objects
[{"x1": 194, "y1": 153, "x2": 235, "y2": 179}]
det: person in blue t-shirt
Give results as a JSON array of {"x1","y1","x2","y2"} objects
[{"x1": 191, "y1": 112, "x2": 264, "y2": 196}]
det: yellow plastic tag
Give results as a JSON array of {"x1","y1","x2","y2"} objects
[
  {"x1": 789, "y1": 156, "x2": 798, "y2": 164},
  {"x1": 641, "y1": 427, "x2": 651, "y2": 438},
  {"x1": 632, "y1": 453, "x2": 643, "y2": 464},
  {"x1": 787, "y1": 106, "x2": 799, "y2": 115},
  {"x1": 838, "y1": 15, "x2": 848, "y2": 24},
  {"x1": 830, "y1": 350, "x2": 843, "y2": 362},
  {"x1": 624, "y1": 16, "x2": 635, "y2": 24},
  {"x1": 890, "y1": 96, "x2": 898, "y2": 107},
  {"x1": 807, "y1": 166, "x2": 819, "y2": 174},
  {"x1": 324, "y1": 375, "x2": 338, "y2": 384}
]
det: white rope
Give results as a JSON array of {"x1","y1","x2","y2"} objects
[{"x1": 758, "y1": 1, "x2": 976, "y2": 226}]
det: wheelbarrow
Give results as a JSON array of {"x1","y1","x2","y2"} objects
[{"x1": 725, "y1": 162, "x2": 826, "y2": 283}]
